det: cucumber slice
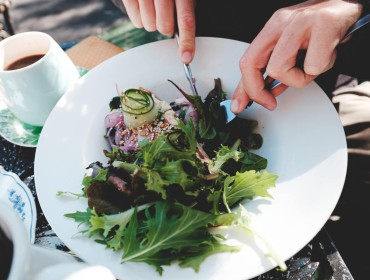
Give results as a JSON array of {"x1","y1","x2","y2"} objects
[{"x1": 121, "y1": 89, "x2": 159, "y2": 128}]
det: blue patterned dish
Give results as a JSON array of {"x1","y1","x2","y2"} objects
[{"x1": 0, "y1": 167, "x2": 37, "y2": 243}]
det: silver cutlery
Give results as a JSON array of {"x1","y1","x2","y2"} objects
[{"x1": 174, "y1": 14, "x2": 369, "y2": 123}]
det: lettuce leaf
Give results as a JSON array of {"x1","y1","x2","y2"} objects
[
  {"x1": 121, "y1": 201, "x2": 239, "y2": 274},
  {"x1": 225, "y1": 170, "x2": 278, "y2": 208}
]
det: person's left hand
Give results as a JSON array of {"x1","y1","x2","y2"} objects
[
  {"x1": 122, "y1": 0, "x2": 196, "y2": 64},
  {"x1": 231, "y1": 0, "x2": 363, "y2": 113}
]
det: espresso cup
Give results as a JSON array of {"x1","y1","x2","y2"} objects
[{"x1": 0, "y1": 31, "x2": 80, "y2": 126}]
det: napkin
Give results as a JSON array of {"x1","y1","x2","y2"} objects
[{"x1": 66, "y1": 36, "x2": 124, "y2": 70}]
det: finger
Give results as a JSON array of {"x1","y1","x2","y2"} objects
[
  {"x1": 266, "y1": 13, "x2": 326, "y2": 88},
  {"x1": 231, "y1": 80, "x2": 252, "y2": 114},
  {"x1": 232, "y1": 71, "x2": 277, "y2": 114},
  {"x1": 304, "y1": 25, "x2": 338, "y2": 75},
  {"x1": 266, "y1": 17, "x2": 312, "y2": 88},
  {"x1": 234, "y1": 13, "x2": 288, "y2": 111},
  {"x1": 264, "y1": 76, "x2": 288, "y2": 97},
  {"x1": 154, "y1": 0, "x2": 175, "y2": 36},
  {"x1": 138, "y1": 0, "x2": 156, "y2": 31},
  {"x1": 271, "y1": 83, "x2": 289, "y2": 97},
  {"x1": 175, "y1": 0, "x2": 196, "y2": 64},
  {"x1": 122, "y1": 0, "x2": 143, "y2": 28}
]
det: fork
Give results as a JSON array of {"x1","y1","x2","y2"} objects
[
  {"x1": 174, "y1": 31, "x2": 246, "y2": 123},
  {"x1": 174, "y1": 31, "x2": 199, "y2": 97}
]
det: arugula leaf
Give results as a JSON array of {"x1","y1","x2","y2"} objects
[
  {"x1": 224, "y1": 170, "x2": 278, "y2": 208},
  {"x1": 89, "y1": 208, "x2": 134, "y2": 238},
  {"x1": 112, "y1": 160, "x2": 140, "y2": 174},
  {"x1": 65, "y1": 208, "x2": 93, "y2": 225},
  {"x1": 81, "y1": 168, "x2": 108, "y2": 190},
  {"x1": 144, "y1": 168, "x2": 169, "y2": 198},
  {"x1": 177, "y1": 119, "x2": 197, "y2": 152},
  {"x1": 141, "y1": 135, "x2": 194, "y2": 168},
  {"x1": 66, "y1": 204, "x2": 152, "y2": 251},
  {"x1": 121, "y1": 202, "x2": 238, "y2": 273},
  {"x1": 64, "y1": 208, "x2": 95, "y2": 236},
  {"x1": 155, "y1": 159, "x2": 201, "y2": 195},
  {"x1": 121, "y1": 202, "x2": 214, "y2": 261}
]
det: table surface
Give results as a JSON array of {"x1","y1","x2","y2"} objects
[{"x1": 0, "y1": 133, "x2": 354, "y2": 280}]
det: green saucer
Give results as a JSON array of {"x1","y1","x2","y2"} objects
[
  {"x1": 0, "y1": 99, "x2": 42, "y2": 147},
  {"x1": 0, "y1": 67, "x2": 88, "y2": 147}
]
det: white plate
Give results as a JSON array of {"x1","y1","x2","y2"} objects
[
  {"x1": 0, "y1": 167, "x2": 37, "y2": 243},
  {"x1": 34, "y1": 37, "x2": 347, "y2": 280}
]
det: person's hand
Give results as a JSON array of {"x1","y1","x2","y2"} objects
[
  {"x1": 231, "y1": 0, "x2": 363, "y2": 113},
  {"x1": 122, "y1": 0, "x2": 196, "y2": 64}
]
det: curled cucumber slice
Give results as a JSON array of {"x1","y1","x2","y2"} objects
[{"x1": 121, "y1": 89, "x2": 159, "y2": 128}]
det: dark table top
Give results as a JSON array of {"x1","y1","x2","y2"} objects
[{"x1": 0, "y1": 135, "x2": 354, "y2": 279}]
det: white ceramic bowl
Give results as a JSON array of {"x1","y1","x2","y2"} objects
[{"x1": 0, "y1": 167, "x2": 36, "y2": 243}]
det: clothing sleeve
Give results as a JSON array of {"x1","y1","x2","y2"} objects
[
  {"x1": 358, "y1": 0, "x2": 370, "y2": 16},
  {"x1": 332, "y1": 79, "x2": 370, "y2": 183},
  {"x1": 335, "y1": 23, "x2": 370, "y2": 82}
]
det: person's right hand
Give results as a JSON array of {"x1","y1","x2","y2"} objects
[
  {"x1": 231, "y1": 0, "x2": 363, "y2": 113},
  {"x1": 122, "y1": 0, "x2": 196, "y2": 64}
]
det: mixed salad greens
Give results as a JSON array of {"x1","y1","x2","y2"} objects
[{"x1": 63, "y1": 78, "x2": 284, "y2": 275}]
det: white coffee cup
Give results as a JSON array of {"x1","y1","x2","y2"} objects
[
  {"x1": 0, "y1": 201, "x2": 116, "y2": 280},
  {"x1": 0, "y1": 31, "x2": 80, "y2": 126}
]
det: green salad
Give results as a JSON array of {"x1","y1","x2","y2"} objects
[{"x1": 63, "y1": 78, "x2": 283, "y2": 275}]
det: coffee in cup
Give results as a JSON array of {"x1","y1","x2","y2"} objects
[{"x1": 4, "y1": 54, "x2": 44, "y2": 71}]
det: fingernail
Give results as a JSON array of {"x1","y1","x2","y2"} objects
[
  {"x1": 266, "y1": 103, "x2": 276, "y2": 111},
  {"x1": 230, "y1": 99, "x2": 240, "y2": 114},
  {"x1": 182, "y1": 51, "x2": 192, "y2": 64}
]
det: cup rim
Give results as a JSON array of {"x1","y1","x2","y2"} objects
[{"x1": 0, "y1": 31, "x2": 53, "y2": 74}]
